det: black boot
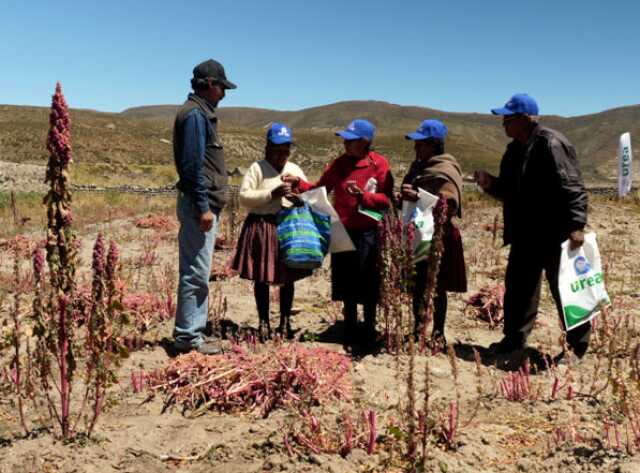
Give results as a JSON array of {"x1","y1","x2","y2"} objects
[
  {"x1": 362, "y1": 302, "x2": 378, "y2": 349},
  {"x1": 258, "y1": 318, "x2": 272, "y2": 343},
  {"x1": 343, "y1": 301, "x2": 358, "y2": 351},
  {"x1": 277, "y1": 283, "x2": 295, "y2": 340},
  {"x1": 428, "y1": 291, "x2": 448, "y2": 351},
  {"x1": 255, "y1": 282, "x2": 271, "y2": 343},
  {"x1": 276, "y1": 313, "x2": 294, "y2": 340}
]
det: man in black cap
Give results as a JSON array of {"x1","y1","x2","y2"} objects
[
  {"x1": 474, "y1": 93, "x2": 590, "y2": 365},
  {"x1": 172, "y1": 59, "x2": 236, "y2": 355}
]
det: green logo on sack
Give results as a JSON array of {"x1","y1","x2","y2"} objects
[
  {"x1": 622, "y1": 146, "x2": 631, "y2": 177},
  {"x1": 570, "y1": 272, "x2": 604, "y2": 293},
  {"x1": 564, "y1": 304, "x2": 591, "y2": 326},
  {"x1": 564, "y1": 298, "x2": 610, "y2": 328}
]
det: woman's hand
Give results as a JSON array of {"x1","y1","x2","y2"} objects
[
  {"x1": 345, "y1": 180, "x2": 363, "y2": 197},
  {"x1": 281, "y1": 173, "x2": 300, "y2": 186},
  {"x1": 401, "y1": 184, "x2": 419, "y2": 202},
  {"x1": 285, "y1": 190, "x2": 303, "y2": 206},
  {"x1": 271, "y1": 182, "x2": 292, "y2": 199}
]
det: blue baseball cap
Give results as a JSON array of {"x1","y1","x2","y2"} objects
[
  {"x1": 335, "y1": 119, "x2": 376, "y2": 142},
  {"x1": 405, "y1": 119, "x2": 448, "y2": 141},
  {"x1": 266, "y1": 122, "x2": 293, "y2": 144},
  {"x1": 491, "y1": 93, "x2": 539, "y2": 116}
]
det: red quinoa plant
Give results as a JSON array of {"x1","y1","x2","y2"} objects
[{"x1": 5, "y1": 83, "x2": 127, "y2": 440}]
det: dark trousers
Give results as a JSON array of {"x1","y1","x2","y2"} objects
[
  {"x1": 504, "y1": 242, "x2": 591, "y2": 357},
  {"x1": 343, "y1": 300, "x2": 377, "y2": 339},
  {"x1": 332, "y1": 229, "x2": 380, "y2": 345}
]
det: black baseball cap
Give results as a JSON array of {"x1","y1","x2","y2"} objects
[{"x1": 192, "y1": 59, "x2": 237, "y2": 89}]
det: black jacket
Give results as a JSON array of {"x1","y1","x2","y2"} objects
[
  {"x1": 173, "y1": 94, "x2": 228, "y2": 213},
  {"x1": 488, "y1": 125, "x2": 587, "y2": 246}
]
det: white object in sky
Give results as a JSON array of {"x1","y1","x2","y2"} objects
[{"x1": 618, "y1": 132, "x2": 633, "y2": 198}]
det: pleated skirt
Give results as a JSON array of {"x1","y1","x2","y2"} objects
[
  {"x1": 416, "y1": 222, "x2": 467, "y2": 293},
  {"x1": 231, "y1": 213, "x2": 312, "y2": 285}
]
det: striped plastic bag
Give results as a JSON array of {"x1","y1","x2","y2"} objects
[{"x1": 276, "y1": 203, "x2": 331, "y2": 269}]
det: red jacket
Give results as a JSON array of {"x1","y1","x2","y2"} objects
[{"x1": 298, "y1": 151, "x2": 394, "y2": 231}]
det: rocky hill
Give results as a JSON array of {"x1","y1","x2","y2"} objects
[{"x1": 2, "y1": 101, "x2": 638, "y2": 182}]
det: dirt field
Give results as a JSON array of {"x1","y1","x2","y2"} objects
[{"x1": 1, "y1": 192, "x2": 639, "y2": 473}]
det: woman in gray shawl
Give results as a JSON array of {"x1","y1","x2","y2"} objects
[{"x1": 401, "y1": 119, "x2": 467, "y2": 350}]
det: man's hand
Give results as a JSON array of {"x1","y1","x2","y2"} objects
[
  {"x1": 569, "y1": 229, "x2": 585, "y2": 251},
  {"x1": 401, "y1": 183, "x2": 419, "y2": 202},
  {"x1": 199, "y1": 210, "x2": 215, "y2": 232},
  {"x1": 345, "y1": 180, "x2": 363, "y2": 197},
  {"x1": 474, "y1": 170, "x2": 493, "y2": 192},
  {"x1": 271, "y1": 183, "x2": 292, "y2": 199},
  {"x1": 281, "y1": 173, "x2": 300, "y2": 186}
]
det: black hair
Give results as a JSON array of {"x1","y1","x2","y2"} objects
[
  {"x1": 191, "y1": 77, "x2": 214, "y2": 91},
  {"x1": 264, "y1": 141, "x2": 292, "y2": 159},
  {"x1": 432, "y1": 140, "x2": 445, "y2": 155}
]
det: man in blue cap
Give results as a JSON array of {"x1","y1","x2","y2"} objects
[
  {"x1": 172, "y1": 59, "x2": 237, "y2": 355},
  {"x1": 474, "y1": 94, "x2": 589, "y2": 365},
  {"x1": 401, "y1": 119, "x2": 467, "y2": 350}
]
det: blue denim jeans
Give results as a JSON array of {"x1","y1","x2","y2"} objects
[{"x1": 174, "y1": 192, "x2": 218, "y2": 350}]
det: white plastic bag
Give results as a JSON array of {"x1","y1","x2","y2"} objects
[
  {"x1": 300, "y1": 187, "x2": 355, "y2": 253},
  {"x1": 401, "y1": 188, "x2": 439, "y2": 263},
  {"x1": 558, "y1": 232, "x2": 610, "y2": 331}
]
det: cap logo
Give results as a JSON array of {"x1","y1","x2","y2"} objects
[
  {"x1": 348, "y1": 124, "x2": 356, "y2": 131},
  {"x1": 277, "y1": 127, "x2": 290, "y2": 137}
]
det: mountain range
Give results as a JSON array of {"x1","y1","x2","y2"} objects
[{"x1": 1, "y1": 100, "x2": 638, "y2": 183}]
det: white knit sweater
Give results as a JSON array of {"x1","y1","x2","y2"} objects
[{"x1": 239, "y1": 160, "x2": 307, "y2": 215}]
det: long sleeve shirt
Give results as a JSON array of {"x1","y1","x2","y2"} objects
[
  {"x1": 175, "y1": 109, "x2": 210, "y2": 214},
  {"x1": 297, "y1": 151, "x2": 394, "y2": 231},
  {"x1": 239, "y1": 160, "x2": 307, "y2": 215},
  {"x1": 173, "y1": 94, "x2": 228, "y2": 214}
]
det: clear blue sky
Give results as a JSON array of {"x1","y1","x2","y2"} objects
[{"x1": 1, "y1": 0, "x2": 638, "y2": 117}]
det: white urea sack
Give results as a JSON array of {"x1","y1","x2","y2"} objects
[
  {"x1": 558, "y1": 232, "x2": 610, "y2": 331},
  {"x1": 401, "y1": 188, "x2": 439, "y2": 263},
  {"x1": 300, "y1": 186, "x2": 355, "y2": 253}
]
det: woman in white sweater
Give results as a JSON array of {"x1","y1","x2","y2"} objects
[{"x1": 231, "y1": 123, "x2": 309, "y2": 341}]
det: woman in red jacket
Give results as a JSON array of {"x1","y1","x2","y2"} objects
[{"x1": 283, "y1": 119, "x2": 393, "y2": 351}]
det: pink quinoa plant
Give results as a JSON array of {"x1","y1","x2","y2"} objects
[
  {"x1": 4, "y1": 84, "x2": 128, "y2": 440},
  {"x1": 10, "y1": 249, "x2": 29, "y2": 434},
  {"x1": 44, "y1": 82, "x2": 76, "y2": 293},
  {"x1": 41, "y1": 83, "x2": 77, "y2": 439},
  {"x1": 417, "y1": 196, "x2": 448, "y2": 352},
  {"x1": 148, "y1": 343, "x2": 351, "y2": 417},
  {"x1": 465, "y1": 283, "x2": 505, "y2": 328}
]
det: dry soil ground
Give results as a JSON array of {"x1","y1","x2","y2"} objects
[{"x1": 1, "y1": 192, "x2": 639, "y2": 473}]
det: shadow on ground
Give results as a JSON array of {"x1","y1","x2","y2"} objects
[{"x1": 453, "y1": 342, "x2": 554, "y2": 373}]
